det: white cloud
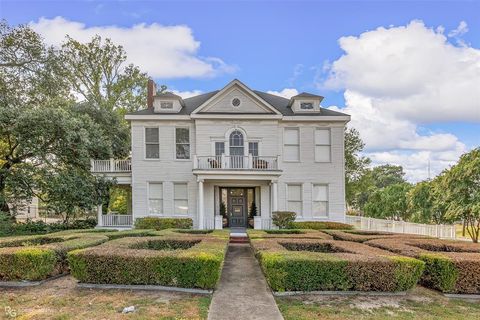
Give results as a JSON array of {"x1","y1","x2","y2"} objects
[
  {"x1": 266, "y1": 88, "x2": 299, "y2": 99},
  {"x1": 171, "y1": 89, "x2": 203, "y2": 99},
  {"x1": 448, "y1": 21, "x2": 469, "y2": 38},
  {"x1": 323, "y1": 20, "x2": 478, "y2": 182},
  {"x1": 30, "y1": 16, "x2": 235, "y2": 79},
  {"x1": 323, "y1": 20, "x2": 480, "y2": 123}
]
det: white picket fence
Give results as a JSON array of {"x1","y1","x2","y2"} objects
[{"x1": 346, "y1": 215, "x2": 456, "y2": 239}]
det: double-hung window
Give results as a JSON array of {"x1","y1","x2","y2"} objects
[
  {"x1": 174, "y1": 183, "x2": 189, "y2": 215},
  {"x1": 248, "y1": 142, "x2": 259, "y2": 157},
  {"x1": 148, "y1": 183, "x2": 163, "y2": 214},
  {"x1": 313, "y1": 185, "x2": 328, "y2": 217},
  {"x1": 175, "y1": 127, "x2": 190, "y2": 159},
  {"x1": 145, "y1": 127, "x2": 159, "y2": 159},
  {"x1": 315, "y1": 128, "x2": 331, "y2": 162},
  {"x1": 284, "y1": 128, "x2": 300, "y2": 161},
  {"x1": 215, "y1": 142, "x2": 225, "y2": 156},
  {"x1": 287, "y1": 184, "x2": 302, "y2": 215}
]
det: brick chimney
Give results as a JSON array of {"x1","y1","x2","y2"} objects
[{"x1": 147, "y1": 79, "x2": 157, "y2": 109}]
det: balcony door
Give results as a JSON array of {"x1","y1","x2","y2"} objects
[{"x1": 229, "y1": 130, "x2": 244, "y2": 169}]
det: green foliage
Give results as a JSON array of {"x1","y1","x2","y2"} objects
[
  {"x1": 419, "y1": 253, "x2": 458, "y2": 292},
  {"x1": 291, "y1": 221, "x2": 353, "y2": 230},
  {"x1": 219, "y1": 201, "x2": 227, "y2": 219},
  {"x1": 389, "y1": 256, "x2": 426, "y2": 291},
  {"x1": 108, "y1": 186, "x2": 129, "y2": 214},
  {"x1": 370, "y1": 165, "x2": 406, "y2": 189},
  {"x1": 0, "y1": 247, "x2": 57, "y2": 281},
  {"x1": 264, "y1": 229, "x2": 304, "y2": 234},
  {"x1": 61, "y1": 35, "x2": 149, "y2": 114},
  {"x1": 436, "y1": 148, "x2": 480, "y2": 243},
  {"x1": 272, "y1": 211, "x2": 297, "y2": 229},
  {"x1": 0, "y1": 216, "x2": 97, "y2": 237},
  {"x1": 134, "y1": 217, "x2": 193, "y2": 230},
  {"x1": 68, "y1": 235, "x2": 228, "y2": 289},
  {"x1": 344, "y1": 127, "x2": 371, "y2": 207},
  {"x1": 364, "y1": 183, "x2": 412, "y2": 220}
]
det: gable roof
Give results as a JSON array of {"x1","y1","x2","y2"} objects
[
  {"x1": 128, "y1": 81, "x2": 349, "y2": 117},
  {"x1": 191, "y1": 79, "x2": 282, "y2": 115}
]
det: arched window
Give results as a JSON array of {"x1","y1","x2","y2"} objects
[{"x1": 229, "y1": 130, "x2": 244, "y2": 156}]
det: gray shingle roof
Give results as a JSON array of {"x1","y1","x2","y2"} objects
[{"x1": 128, "y1": 89, "x2": 348, "y2": 117}]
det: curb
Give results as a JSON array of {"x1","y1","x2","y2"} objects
[
  {"x1": 76, "y1": 283, "x2": 213, "y2": 295},
  {"x1": 444, "y1": 293, "x2": 480, "y2": 300},
  {"x1": 273, "y1": 290, "x2": 408, "y2": 297},
  {"x1": 0, "y1": 274, "x2": 67, "y2": 288}
]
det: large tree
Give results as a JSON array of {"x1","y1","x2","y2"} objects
[
  {"x1": 370, "y1": 164, "x2": 406, "y2": 189},
  {"x1": 61, "y1": 35, "x2": 149, "y2": 115},
  {"x1": 364, "y1": 182, "x2": 412, "y2": 220},
  {"x1": 437, "y1": 148, "x2": 480, "y2": 243},
  {"x1": 0, "y1": 21, "x2": 126, "y2": 220},
  {"x1": 344, "y1": 127, "x2": 371, "y2": 208}
]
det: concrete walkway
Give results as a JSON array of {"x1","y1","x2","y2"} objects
[{"x1": 208, "y1": 244, "x2": 284, "y2": 320}]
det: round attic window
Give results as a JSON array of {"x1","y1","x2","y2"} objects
[{"x1": 231, "y1": 98, "x2": 241, "y2": 107}]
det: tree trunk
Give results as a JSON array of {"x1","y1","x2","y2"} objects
[
  {"x1": 0, "y1": 170, "x2": 14, "y2": 222},
  {"x1": 462, "y1": 220, "x2": 466, "y2": 237}
]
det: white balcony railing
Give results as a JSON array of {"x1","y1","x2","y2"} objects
[
  {"x1": 101, "y1": 214, "x2": 133, "y2": 227},
  {"x1": 194, "y1": 155, "x2": 279, "y2": 171},
  {"x1": 91, "y1": 159, "x2": 131, "y2": 173}
]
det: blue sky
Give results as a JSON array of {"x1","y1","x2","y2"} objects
[{"x1": 1, "y1": 0, "x2": 479, "y2": 181}]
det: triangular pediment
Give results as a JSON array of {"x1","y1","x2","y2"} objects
[{"x1": 191, "y1": 80, "x2": 282, "y2": 115}]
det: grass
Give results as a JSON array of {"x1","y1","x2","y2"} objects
[
  {"x1": 0, "y1": 276, "x2": 210, "y2": 320},
  {"x1": 276, "y1": 286, "x2": 480, "y2": 320},
  {"x1": 455, "y1": 224, "x2": 476, "y2": 240}
]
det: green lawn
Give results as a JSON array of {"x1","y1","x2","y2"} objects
[
  {"x1": 276, "y1": 286, "x2": 480, "y2": 320},
  {"x1": 0, "y1": 276, "x2": 210, "y2": 320}
]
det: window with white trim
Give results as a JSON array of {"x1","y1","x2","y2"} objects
[
  {"x1": 174, "y1": 183, "x2": 188, "y2": 215},
  {"x1": 148, "y1": 183, "x2": 163, "y2": 214},
  {"x1": 248, "y1": 142, "x2": 259, "y2": 157},
  {"x1": 284, "y1": 128, "x2": 300, "y2": 161},
  {"x1": 145, "y1": 127, "x2": 159, "y2": 159},
  {"x1": 175, "y1": 127, "x2": 190, "y2": 159},
  {"x1": 160, "y1": 101, "x2": 173, "y2": 109},
  {"x1": 215, "y1": 142, "x2": 225, "y2": 156},
  {"x1": 315, "y1": 128, "x2": 331, "y2": 162},
  {"x1": 312, "y1": 184, "x2": 328, "y2": 217},
  {"x1": 287, "y1": 184, "x2": 302, "y2": 215}
]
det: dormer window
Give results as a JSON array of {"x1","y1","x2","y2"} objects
[
  {"x1": 160, "y1": 101, "x2": 173, "y2": 109},
  {"x1": 300, "y1": 102, "x2": 314, "y2": 110}
]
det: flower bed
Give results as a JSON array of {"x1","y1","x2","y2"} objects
[
  {"x1": 0, "y1": 232, "x2": 109, "y2": 281},
  {"x1": 251, "y1": 238, "x2": 424, "y2": 292},
  {"x1": 365, "y1": 238, "x2": 480, "y2": 294},
  {"x1": 323, "y1": 230, "x2": 427, "y2": 243},
  {"x1": 68, "y1": 231, "x2": 229, "y2": 289}
]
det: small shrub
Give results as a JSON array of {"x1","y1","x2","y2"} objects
[
  {"x1": 68, "y1": 234, "x2": 229, "y2": 289},
  {"x1": 365, "y1": 238, "x2": 480, "y2": 293},
  {"x1": 0, "y1": 247, "x2": 57, "y2": 281},
  {"x1": 251, "y1": 238, "x2": 424, "y2": 292},
  {"x1": 292, "y1": 221, "x2": 353, "y2": 230},
  {"x1": 264, "y1": 229, "x2": 304, "y2": 235},
  {"x1": 134, "y1": 217, "x2": 193, "y2": 230},
  {"x1": 272, "y1": 211, "x2": 296, "y2": 229}
]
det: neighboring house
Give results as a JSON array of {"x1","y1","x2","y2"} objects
[
  {"x1": 91, "y1": 79, "x2": 350, "y2": 229},
  {"x1": 12, "y1": 197, "x2": 40, "y2": 220}
]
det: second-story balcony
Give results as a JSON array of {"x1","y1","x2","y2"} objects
[
  {"x1": 91, "y1": 159, "x2": 132, "y2": 173},
  {"x1": 193, "y1": 155, "x2": 279, "y2": 171}
]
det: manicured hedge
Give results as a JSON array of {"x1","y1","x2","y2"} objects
[
  {"x1": 365, "y1": 238, "x2": 480, "y2": 294},
  {"x1": 134, "y1": 217, "x2": 193, "y2": 230},
  {"x1": 248, "y1": 229, "x2": 333, "y2": 240},
  {"x1": 68, "y1": 232, "x2": 229, "y2": 289},
  {"x1": 291, "y1": 221, "x2": 354, "y2": 230},
  {"x1": 251, "y1": 238, "x2": 424, "y2": 292},
  {"x1": 324, "y1": 230, "x2": 427, "y2": 243},
  {"x1": 0, "y1": 232, "x2": 108, "y2": 281}
]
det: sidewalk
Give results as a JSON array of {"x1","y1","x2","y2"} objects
[{"x1": 208, "y1": 243, "x2": 284, "y2": 320}]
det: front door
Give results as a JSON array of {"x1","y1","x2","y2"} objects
[{"x1": 228, "y1": 188, "x2": 246, "y2": 227}]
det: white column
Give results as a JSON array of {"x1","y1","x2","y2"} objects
[
  {"x1": 198, "y1": 179, "x2": 204, "y2": 229},
  {"x1": 272, "y1": 181, "x2": 278, "y2": 212},
  {"x1": 97, "y1": 205, "x2": 103, "y2": 227}
]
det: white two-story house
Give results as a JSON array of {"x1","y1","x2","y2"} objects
[{"x1": 92, "y1": 79, "x2": 350, "y2": 229}]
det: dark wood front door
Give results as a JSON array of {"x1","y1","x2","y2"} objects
[{"x1": 228, "y1": 188, "x2": 246, "y2": 227}]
